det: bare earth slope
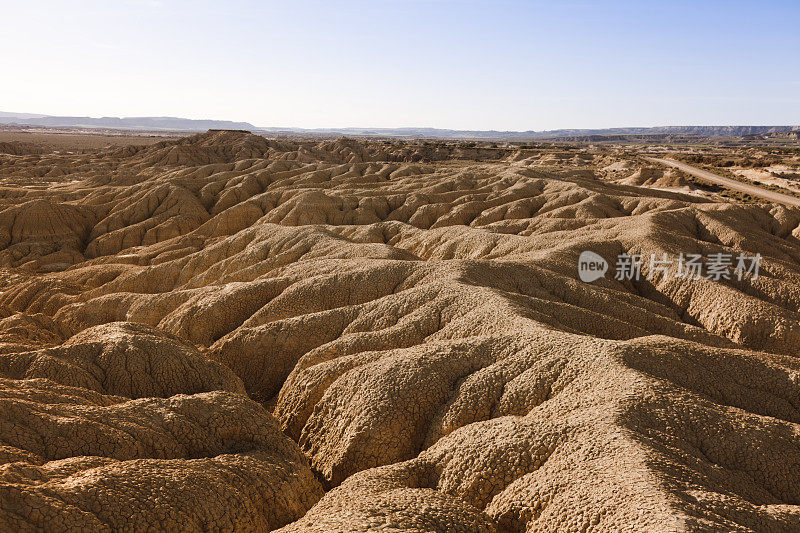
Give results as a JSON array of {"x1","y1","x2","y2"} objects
[{"x1": 1, "y1": 131, "x2": 800, "y2": 531}]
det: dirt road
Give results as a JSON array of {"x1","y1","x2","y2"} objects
[{"x1": 645, "y1": 157, "x2": 800, "y2": 207}]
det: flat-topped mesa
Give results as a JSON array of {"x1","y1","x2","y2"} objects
[{"x1": 205, "y1": 128, "x2": 253, "y2": 134}]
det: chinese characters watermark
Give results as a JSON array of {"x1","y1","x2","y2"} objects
[{"x1": 578, "y1": 251, "x2": 761, "y2": 282}]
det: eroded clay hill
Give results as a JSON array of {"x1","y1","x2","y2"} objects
[{"x1": 1, "y1": 130, "x2": 800, "y2": 531}]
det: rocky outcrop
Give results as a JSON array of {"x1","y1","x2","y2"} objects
[{"x1": 0, "y1": 381, "x2": 323, "y2": 531}]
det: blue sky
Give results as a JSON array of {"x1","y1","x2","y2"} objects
[{"x1": 2, "y1": 0, "x2": 799, "y2": 130}]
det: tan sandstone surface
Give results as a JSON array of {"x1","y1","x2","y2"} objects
[{"x1": 0, "y1": 130, "x2": 799, "y2": 531}]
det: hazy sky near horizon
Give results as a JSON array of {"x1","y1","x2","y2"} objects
[{"x1": 2, "y1": 0, "x2": 799, "y2": 130}]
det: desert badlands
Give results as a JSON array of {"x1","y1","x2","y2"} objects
[{"x1": 0, "y1": 129, "x2": 800, "y2": 532}]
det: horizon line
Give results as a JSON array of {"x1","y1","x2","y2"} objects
[{"x1": 1, "y1": 111, "x2": 798, "y2": 135}]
